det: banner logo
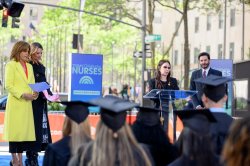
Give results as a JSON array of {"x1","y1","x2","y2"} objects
[{"x1": 79, "y1": 76, "x2": 94, "y2": 84}]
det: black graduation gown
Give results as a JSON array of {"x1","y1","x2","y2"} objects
[
  {"x1": 132, "y1": 122, "x2": 178, "y2": 166},
  {"x1": 42, "y1": 136, "x2": 71, "y2": 166},
  {"x1": 210, "y1": 112, "x2": 234, "y2": 155},
  {"x1": 168, "y1": 155, "x2": 222, "y2": 166},
  {"x1": 67, "y1": 141, "x2": 92, "y2": 166},
  {"x1": 30, "y1": 62, "x2": 52, "y2": 151}
]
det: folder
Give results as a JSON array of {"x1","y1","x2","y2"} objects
[{"x1": 29, "y1": 82, "x2": 51, "y2": 92}]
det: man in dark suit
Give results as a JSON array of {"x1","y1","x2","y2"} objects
[{"x1": 190, "y1": 52, "x2": 222, "y2": 109}]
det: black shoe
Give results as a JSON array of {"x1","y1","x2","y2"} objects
[
  {"x1": 25, "y1": 157, "x2": 39, "y2": 166},
  {"x1": 26, "y1": 151, "x2": 39, "y2": 166}
]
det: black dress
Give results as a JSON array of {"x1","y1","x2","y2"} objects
[
  {"x1": 148, "y1": 77, "x2": 179, "y2": 108},
  {"x1": 42, "y1": 136, "x2": 71, "y2": 166},
  {"x1": 147, "y1": 77, "x2": 179, "y2": 132},
  {"x1": 30, "y1": 62, "x2": 52, "y2": 152}
]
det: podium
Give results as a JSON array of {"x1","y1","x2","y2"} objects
[{"x1": 143, "y1": 89, "x2": 197, "y2": 141}]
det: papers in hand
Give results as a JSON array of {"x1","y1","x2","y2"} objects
[{"x1": 29, "y1": 82, "x2": 51, "y2": 92}]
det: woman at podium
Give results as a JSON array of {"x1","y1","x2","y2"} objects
[{"x1": 147, "y1": 59, "x2": 179, "y2": 132}]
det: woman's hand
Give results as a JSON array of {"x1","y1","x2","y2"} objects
[{"x1": 21, "y1": 92, "x2": 38, "y2": 101}]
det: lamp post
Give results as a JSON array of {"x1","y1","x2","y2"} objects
[
  {"x1": 111, "y1": 41, "x2": 115, "y2": 84},
  {"x1": 141, "y1": 0, "x2": 146, "y2": 106}
]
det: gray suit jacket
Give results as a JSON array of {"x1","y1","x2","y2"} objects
[{"x1": 189, "y1": 68, "x2": 222, "y2": 108}]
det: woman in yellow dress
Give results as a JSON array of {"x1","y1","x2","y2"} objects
[{"x1": 3, "y1": 41, "x2": 38, "y2": 166}]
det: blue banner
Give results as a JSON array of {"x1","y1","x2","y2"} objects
[
  {"x1": 210, "y1": 59, "x2": 233, "y2": 115},
  {"x1": 69, "y1": 53, "x2": 103, "y2": 101}
]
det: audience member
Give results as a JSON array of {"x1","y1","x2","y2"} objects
[
  {"x1": 222, "y1": 115, "x2": 250, "y2": 166},
  {"x1": 120, "y1": 84, "x2": 130, "y2": 100},
  {"x1": 80, "y1": 96, "x2": 153, "y2": 166},
  {"x1": 169, "y1": 110, "x2": 222, "y2": 166},
  {"x1": 132, "y1": 106, "x2": 178, "y2": 166},
  {"x1": 43, "y1": 101, "x2": 92, "y2": 166},
  {"x1": 195, "y1": 75, "x2": 234, "y2": 155}
]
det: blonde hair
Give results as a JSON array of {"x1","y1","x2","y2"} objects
[
  {"x1": 62, "y1": 116, "x2": 71, "y2": 137},
  {"x1": 10, "y1": 41, "x2": 30, "y2": 61},
  {"x1": 62, "y1": 116, "x2": 91, "y2": 155},
  {"x1": 82, "y1": 121, "x2": 151, "y2": 166},
  {"x1": 70, "y1": 118, "x2": 91, "y2": 156},
  {"x1": 30, "y1": 42, "x2": 43, "y2": 63}
]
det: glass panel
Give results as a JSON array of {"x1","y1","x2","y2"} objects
[{"x1": 234, "y1": 80, "x2": 248, "y2": 110}]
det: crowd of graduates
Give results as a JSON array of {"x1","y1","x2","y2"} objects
[{"x1": 42, "y1": 75, "x2": 250, "y2": 166}]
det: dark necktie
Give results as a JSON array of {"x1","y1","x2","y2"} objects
[{"x1": 203, "y1": 70, "x2": 206, "y2": 78}]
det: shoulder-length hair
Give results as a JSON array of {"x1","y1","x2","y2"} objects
[
  {"x1": 10, "y1": 41, "x2": 30, "y2": 61},
  {"x1": 84, "y1": 121, "x2": 151, "y2": 166},
  {"x1": 30, "y1": 42, "x2": 43, "y2": 63},
  {"x1": 155, "y1": 59, "x2": 171, "y2": 89}
]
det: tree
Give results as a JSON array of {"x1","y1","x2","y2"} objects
[
  {"x1": 156, "y1": 0, "x2": 221, "y2": 89},
  {"x1": 31, "y1": 0, "x2": 140, "y2": 90}
]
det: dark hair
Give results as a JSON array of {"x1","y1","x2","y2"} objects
[
  {"x1": 31, "y1": 42, "x2": 43, "y2": 50},
  {"x1": 155, "y1": 59, "x2": 171, "y2": 89},
  {"x1": 182, "y1": 127, "x2": 219, "y2": 166},
  {"x1": 198, "y1": 52, "x2": 210, "y2": 60},
  {"x1": 132, "y1": 121, "x2": 178, "y2": 165}
]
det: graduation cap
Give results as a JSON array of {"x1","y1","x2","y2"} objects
[
  {"x1": 136, "y1": 106, "x2": 161, "y2": 126},
  {"x1": 174, "y1": 109, "x2": 216, "y2": 135},
  {"x1": 89, "y1": 96, "x2": 139, "y2": 132},
  {"x1": 60, "y1": 101, "x2": 93, "y2": 124},
  {"x1": 194, "y1": 75, "x2": 232, "y2": 102}
]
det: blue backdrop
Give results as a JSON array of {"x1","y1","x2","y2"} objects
[
  {"x1": 69, "y1": 53, "x2": 103, "y2": 101},
  {"x1": 210, "y1": 59, "x2": 233, "y2": 115}
]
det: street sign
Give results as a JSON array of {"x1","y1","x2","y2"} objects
[
  {"x1": 133, "y1": 51, "x2": 152, "y2": 58},
  {"x1": 145, "y1": 34, "x2": 161, "y2": 43}
]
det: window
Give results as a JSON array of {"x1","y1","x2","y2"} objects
[
  {"x1": 207, "y1": 14, "x2": 211, "y2": 31},
  {"x1": 30, "y1": 7, "x2": 38, "y2": 20},
  {"x1": 218, "y1": 44, "x2": 223, "y2": 59},
  {"x1": 174, "y1": 50, "x2": 178, "y2": 65},
  {"x1": 229, "y1": 42, "x2": 234, "y2": 59},
  {"x1": 218, "y1": 12, "x2": 223, "y2": 29},
  {"x1": 195, "y1": 17, "x2": 199, "y2": 33},
  {"x1": 175, "y1": 21, "x2": 179, "y2": 36},
  {"x1": 153, "y1": 11, "x2": 162, "y2": 24},
  {"x1": 206, "y1": 46, "x2": 211, "y2": 54},
  {"x1": 230, "y1": 9, "x2": 235, "y2": 27},
  {"x1": 194, "y1": 47, "x2": 199, "y2": 63}
]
